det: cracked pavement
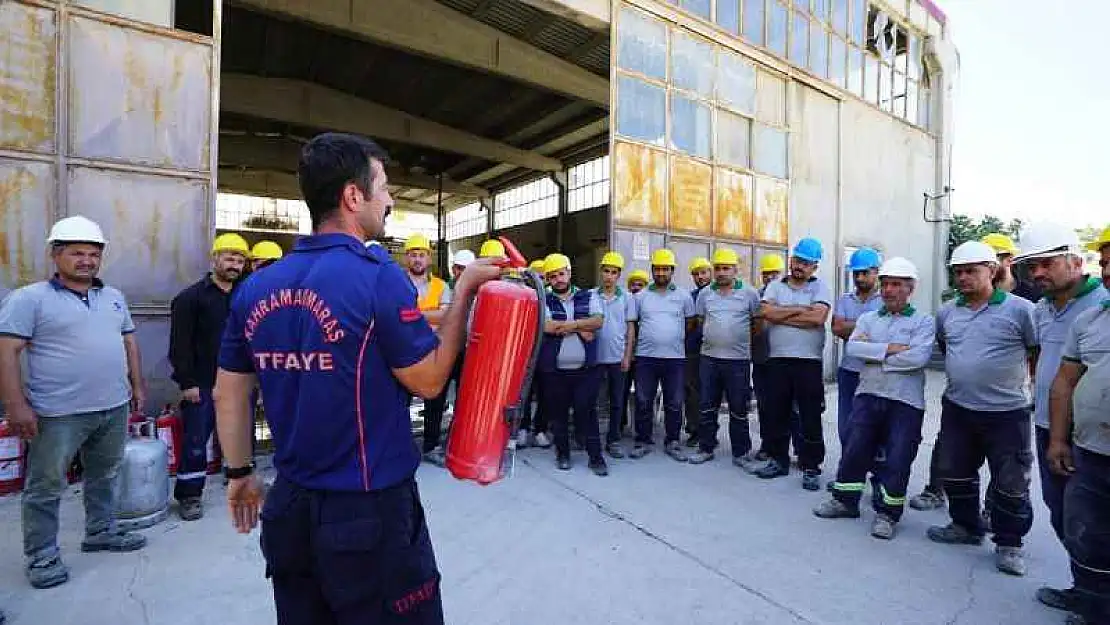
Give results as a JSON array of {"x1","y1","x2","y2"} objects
[{"x1": 0, "y1": 373, "x2": 1072, "y2": 624}]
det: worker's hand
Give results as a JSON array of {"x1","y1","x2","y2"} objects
[
  {"x1": 5, "y1": 404, "x2": 38, "y2": 440},
  {"x1": 578, "y1": 330, "x2": 595, "y2": 342},
  {"x1": 620, "y1": 357, "x2": 632, "y2": 372},
  {"x1": 130, "y1": 389, "x2": 146, "y2": 415},
  {"x1": 1046, "y1": 439, "x2": 1075, "y2": 476},
  {"x1": 886, "y1": 343, "x2": 910, "y2": 355},
  {"x1": 227, "y1": 475, "x2": 265, "y2": 534},
  {"x1": 455, "y1": 257, "x2": 507, "y2": 298},
  {"x1": 181, "y1": 387, "x2": 202, "y2": 404}
]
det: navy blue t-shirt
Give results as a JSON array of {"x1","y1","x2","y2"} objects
[{"x1": 218, "y1": 233, "x2": 439, "y2": 492}]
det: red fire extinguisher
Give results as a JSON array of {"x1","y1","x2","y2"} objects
[
  {"x1": 446, "y1": 237, "x2": 545, "y2": 485},
  {"x1": 155, "y1": 405, "x2": 182, "y2": 476},
  {"x1": 0, "y1": 420, "x2": 25, "y2": 495}
]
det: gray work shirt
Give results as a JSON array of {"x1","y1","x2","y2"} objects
[
  {"x1": 846, "y1": 306, "x2": 936, "y2": 411},
  {"x1": 0, "y1": 279, "x2": 135, "y2": 417},
  {"x1": 751, "y1": 284, "x2": 772, "y2": 365},
  {"x1": 544, "y1": 288, "x2": 604, "y2": 370},
  {"x1": 937, "y1": 290, "x2": 1037, "y2": 413},
  {"x1": 1033, "y1": 278, "x2": 1109, "y2": 428},
  {"x1": 834, "y1": 291, "x2": 883, "y2": 373},
  {"x1": 1062, "y1": 301, "x2": 1110, "y2": 455},
  {"x1": 762, "y1": 278, "x2": 833, "y2": 361},
  {"x1": 593, "y1": 287, "x2": 637, "y2": 365},
  {"x1": 635, "y1": 284, "x2": 695, "y2": 359},
  {"x1": 696, "y1": 281, "x2": 761, "y2": 361}
]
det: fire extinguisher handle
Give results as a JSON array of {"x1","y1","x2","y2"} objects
[{"x1": 497, "y1": 237, "x2": 528, "y2": 269}]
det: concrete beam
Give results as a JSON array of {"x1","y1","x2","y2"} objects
[
  {"x1": 515, "y1": 0, "x2": 610, "y2": 30},
  {"x1": 221, "y1": 74, "x2": 562, "y2": 172},
  {"x1": 233, "y1": 0, "x2": 609, "y2": 107},
  {"x1": 218, "y1": 167, "x2": 440, "y2": 215},
  {"x1": 217, "y1": 134, "x2": 491, "y2": 197},
  {"x1": 466, "y1": 117, "x2": 608, "y2": 185}
]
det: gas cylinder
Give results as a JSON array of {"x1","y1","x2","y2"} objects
[
  {"x1": 446, "y1": 237, "x2": 544, "y2": 485},
  {"x1": 0, "y1": 420, "x2": 24, "y2": 495},
  {"x1": 115, "y1": 420, "x2": 170, "y2": 531},
  {"x1": 155, "y1": 405, "x2": 182, "y2": 476}
]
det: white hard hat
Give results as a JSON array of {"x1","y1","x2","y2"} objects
[
  {"x1": 1013, "y1": 222, "x2": 1082, "y2": 263},
  {"x1": 452, "y1": 249, "x2": 476, "y2": 267},
  {"x1": 47, "y1": 215, "x2": 106, "y2": 246},
  {"x1": 878, "y1": 256, "x2": 918, "y2": 280},
  {"x1": 948, "y1": 241, "x2": 997, "y2": 266}
]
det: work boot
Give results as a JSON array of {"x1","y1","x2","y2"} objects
[
  {"x1": 606, "y1": 442, "x2": 626, "y2": 459},
  {"x1": 870, "y1": 514, "x2": 897, "y2": 540},
  {"x1": 629, "y1": 442, "x2": 652, "y2": 459},
  {"x1": 909, "y1": 488, "x2": 945, "y2": 511},
  {"x1": 422, "y1": 447, "x2": 446, "y2": 467},
  {"x1": 801, "y1": 470, "x2": 821, "y2": 491},
  {"x1": 995, "y1": 546, "x2": 1026, "y2": 576},
  {"x1": 685, "y1": 434, "x2": 700, "y2": 448},
  {"x1": 25, "y1": 554, "x2": 69, "y2": 589},
  {"x1": 1036, "y1": 586, "x2": 1080, "y2": 612},
  {"x1": 813, "y1": 499, "x2": 861, "y2": 519},
  {"x1": 82, "y1": 529, "x2": 146, "y2": 553},
  {"x1": 826, "y1": 480, "x2": 835, "y2": 492},
  {"x1": 664, "y1": 441, "x2": 689, "y2": 463},
  {"x1": 926, "y1": 523, "x2": 983, "y2": 546},
  {"x1": 754, "y1": 460, "x2": 789, "y2": 479},
  {"x1": 738, "y1": 451, "x2": 771, "y2": 473},
  {"x1": 588, "y1": 458, "x2": 609, "y2": 477},
  {"x1": 556, "y1": 455, "x2": 571, "y2": 471},
  {"x1": 179, "y1": 497, "x2": 204, "y2": 521},
  {"x1": 687, "y1": 449, "x2": 714, "y2": 464},
  {"x1": 534, "y1": 432, "x2": 553, "y2": 449},
  {"x1": 515, "y1": 429, "x2": 531, "y2": 449}
]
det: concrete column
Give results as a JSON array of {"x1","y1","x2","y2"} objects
[{"x1": 551, "y1": 170, "x2": 569, "y2": 250}]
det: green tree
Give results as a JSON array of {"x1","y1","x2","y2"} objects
[{"x1": 947, "y1": 214, "x2": 1023, "y2": 256}]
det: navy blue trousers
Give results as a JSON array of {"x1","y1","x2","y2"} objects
[
  {"x1": 174, "y1": 388, "x2": 215, "y2": 501},
  {"x1": 1065, "y1": 449, "x2": 1110, "y2": 624},
  {"x1": 634, "y1": 357, "x2": 685, "y2": 445},
  {"x1": 697, "y1": 357, "x2": 752, "y2": 457}
]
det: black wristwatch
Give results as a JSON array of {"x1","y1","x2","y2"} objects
[{"x1": 224, "y1": 464, "x2": 254, "y2": 480}]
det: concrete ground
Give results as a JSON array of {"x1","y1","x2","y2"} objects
[{"x1": 0, "y1": 372, "x2": 1071, "y2": 625}]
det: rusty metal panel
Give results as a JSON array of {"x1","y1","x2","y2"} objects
[
  {"x1": 68, "y1": 15, "x2": 212, "y2": 171},
  {"x1": 72, "y1": 0, "x2": 174, "y2": 28},
  {"x1": 0, "y1": 3, "x2": 57, "y2": 152},
  {"x1": 714, "y1": 168, "x2": 753, "y2": 240},
  {"x1": 612, "y1": 140, "x2": 666, "y2": 228},
  {"x1": 668, "y1": 155, "x2": 711, "y2": 234},
  {"x1": 754, "y1": 176, "x2": 788, "y2": 245},
  {"x1": 0, "y1": 158, "x2": 54, "y2": 298},
  {"x1": 67, "y1": 166, "x2": 209, "y2": 304}
]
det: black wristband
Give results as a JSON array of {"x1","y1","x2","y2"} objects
[{"x1": 223, "y1": 465, "x2": 254, "y2": 480}]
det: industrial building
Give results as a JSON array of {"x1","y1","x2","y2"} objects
[{"x1": 0, "y1": 0, "x2": 956, "y2": 407}]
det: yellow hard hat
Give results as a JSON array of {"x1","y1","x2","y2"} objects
[
  {"x1": 404, "y1": 234, "x2": 432, "y2": 252},
  {"x1": 542, "y1": 253, "x2": 570, "y2": 275},
  {"x1": 627, "y1": 269, "x2": 650, "y2": 285},
  {"x1": 600, "y1": 251, "x2": 625, "y2": 270},
  {"x1": 981, "y1": 233, "x2": 1019, "y2": 256},
  {"x1": 479, "y1": 239, "x2": 505, "y2": 258},
  {"x1": 212, "y1": 233, "x2": 250, "y2": 256},
  {"x1": 250, "y1": 240, "x2": 283, "y2": 261},
  {"x1": 688, "y1": 256, "x2": 712, "y2": 273},
  {"x1": 528, "y1": 259, "x2": 545, "y2": 273},
  {"x1": 651, "y1": 249, "x2": 677, "y2": 267},
  {"x1": 711, "y1": 248, "x2": 739, "y2": 266},
  {"x1": 759, "y1": 254, "x2": 785, "y2": 274},
  {"x1": 1087, "y1": 226, "x2": 1110, "y2": 252}
]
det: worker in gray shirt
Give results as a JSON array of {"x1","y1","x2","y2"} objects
[
  {"x1": 753, "y1": 237, "x2": 832, "y2": 490},
  {"x1": 591, "y1": 252, "x2": 638, "y2": 458},
  {"x1": 687, "y1": 248, "x2": 761, "y2": 465},
  {"x1": 926, "y1": 241, "x2": 1038, "y2": 577},
  {"x1": 1015, "y1": 223, "x2": 1110, "y2": 613},
  {"x1": 832, "y1": 247, "x2": 883, "y2": 448},
  {"x1": 815, "y1": 258, "x2": 934, "y2": 541},
  {"x1": 1045, "y1": 265, "x2": 1110, "y2": 625},
  {"x1": 630, "y1": 249, "x2": 696, "y2": 462},
  {"x1": 0, "y1": 217, "x2": 147, "y2": 590}
]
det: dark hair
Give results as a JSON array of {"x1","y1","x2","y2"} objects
[{"x1": 297, "y1": 133, "x2": 389, "y2": 228}]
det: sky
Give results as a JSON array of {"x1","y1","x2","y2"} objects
[{"x1": 942, "y1": 1, "x2": 1109, "y2": 229}]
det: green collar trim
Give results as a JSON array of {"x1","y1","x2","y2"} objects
[
  {"x1": 1101, "y1": 299, "x2": 1110, "y2": 309},
  {"x1": 1038, "y1": 276, "x2": 1102, "y2": 305},
  {"x1": 598, "y1": 286, "x2": 624, "y2": 298},
  {"x1": 879, "y1": 304, "x2": 916, "y2": 317},
  {"x1": 956, "y1": 288, "x2": 1007, "y2": 307},
  {"x1": 710, "y1": 279, "x2": 745, "y2": 291},
  {"x1": 649, "y1": 283, "x2": 677, "y2": 292}
]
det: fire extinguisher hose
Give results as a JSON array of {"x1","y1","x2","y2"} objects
[{"x1": 505, "y1": 268, "x2": 547, "y2": 433}]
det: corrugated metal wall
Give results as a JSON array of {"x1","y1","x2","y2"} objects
[{"x1": 0, "y1": 0, "x2": 220, "y2": 411}]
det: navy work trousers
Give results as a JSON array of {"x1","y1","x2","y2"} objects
[
  {"x1": 836, "y1": 368, "x2": 861, "y2": 448},
  {"x1": 761, "y1": 358, "x2": 825, "y2": 471},
  {"x1": 634, "y1": 357, "x2": 685, "y2": 445},
  {"x1": 594, "y1": 363, "x2": 628, "y2": 444},
  {"x1": 697, "y1": 357, "x2": 752, "y2": 457},
  {"x1": 260, "y1": 476, "x2": 443, "y2": 625},
  {"x1": 421, "y1": 351, "x2": 464, "y2": 453},
  {"x1": 683, "y1": 352, "x2": 700, "y2": 438},
  {"x1": 1035, "y1": 425, "x2": 1071, "y2": 543},
  {"x1": 832, "y1": 395, "x2": 924, "y2": 521},
  {"x1": 541, "y1": 368, "x2": 603, "y2": 460},
  {"x1": 174, "y1": 388, "x2": 215, "y2": 501},
  {"x1": 1064, "y1": 449, "x2": 1110, "y2": 624},
  {"x1": 936, "y1": 399, "x2": 1034, "y2": 548}
]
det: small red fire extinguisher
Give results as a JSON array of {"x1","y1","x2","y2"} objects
[
  {"x1": 155, "y1": 405, "x2": 183, "y2": 476},
  {"x1": 446, "y1": 237, "x2": 545, "y2": 485},
  {"x1": 0, "y1": 420, "x2": 25, "y2": 495}
]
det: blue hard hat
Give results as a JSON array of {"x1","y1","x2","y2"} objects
[
  {"x1": 848, "y1": 247, "x2": 882, "y2": 272},
  {"x1": 791, "y1": 237, "x2": 824, "y2": 263}
]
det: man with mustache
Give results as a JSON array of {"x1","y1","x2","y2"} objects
[{"x1": 169, "y1": 232, "x2": 250, "y2": 521}]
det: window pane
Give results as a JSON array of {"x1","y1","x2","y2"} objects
[
  {"x1": 670, "y1": 94, "x2": 712, "y2": 159},
  {"x1": 717, "y1": 50, "x2": 757, "y2": 114},
  {"x1": 809, "y1": 24, "x2": 828, "y2": 78},
  {"x1": 716, "y1": 0, "x2": 740, "y2": 33},
  {"x1": 743, "y1": 0, "x2": 765, "y2": 45},
  {"x1": 679, "y1": 0, "x2": 711, "y2": 20},
  {"x1": 756, "y1": 70, "x2": 787, "y2": 126},
  {"x1": 905, "y1": 79, "x2": 919, "y2": 124},
  {"x1": 768, "y1": 1, "x2": 789, "y2": 57},
  {"x1": 863, "y1": 53, "x2": 879, "y2": 103},
  {"x1": 829, "y1": 36, "x2": 847, "y2": 88},
  {"x1": 671, "y1": 31, "x2": 714, "y2": 97},
  {"x1": 617, "y1": 7, "x2": 668, "y2": 80},
  {"x1": 907, "y1": 33, "x2": 921, "y2": 79},
  {"x1": 753, "y1": 124, "x2": 788, "y2": 179},
  {"x1": 918, "y1": 85, "x2": 931, "y2": 129},
  {"x1": 893, "y1": 71, "x2": 907, "y2": 118},
  {"x1": 74, "y1": 0, "x2": 173, "y2": 27},
  {"x1": 849, "y1": 0, "x2": 866, "y2": 45},
  {"x1": 848, "y1": 45, "x2": 864, "y2": 96},
  {"x1": 813, "y1": 0, "x2": 830, "y2": 23},
  {"x1": 879, "y1": 62, "x2": 893, "y2": 111},
  {"x1": 893, "y1": 26, "x2": 908, "y2": 73},
  {"x1": 832, "y1": 0, "x2": 848, "y2": 34},
  {"x1": 616, "y1": 75, "x2": 666, "y2": 145},
  {"x1": 793, "y1": 0, "x2": 809, "y2": 11},
  {"x1": 790, "y1": 13, "x2": 808, "y2": 65},
  {"x1": 717, "y1": 110, "x2": 752, "y2": 169}
]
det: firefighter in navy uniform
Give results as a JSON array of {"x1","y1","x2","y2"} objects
[{"x1": 211, "y1": 132, "x2": 503, "y2": 625}]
